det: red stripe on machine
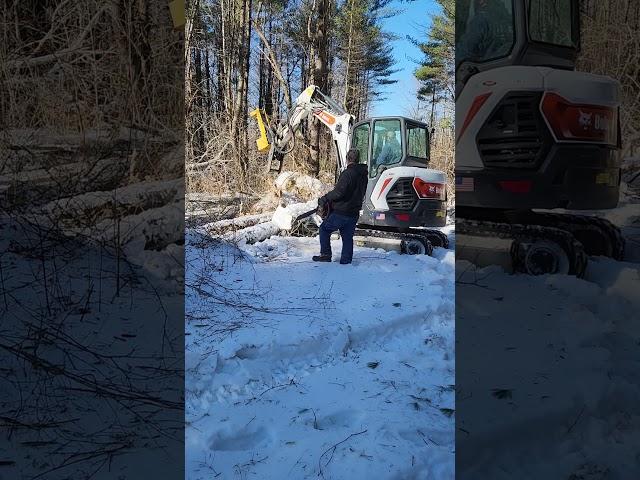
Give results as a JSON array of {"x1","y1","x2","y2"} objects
[
  {"x1": 377, "y1": 178, "x2": 393, "y2": 199},
  {"x1": 457, "y1": 93, "x2": 492, "y2": 144},
  {"x1": 499, "y1": 180, "x2": 532, "y2": 193}
]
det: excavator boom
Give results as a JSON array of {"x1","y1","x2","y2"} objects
[{"x1": 251, "y1": 85, "x2": 354, "y2": 173}]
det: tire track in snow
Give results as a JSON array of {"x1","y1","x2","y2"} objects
[{"x1": 208, "y1": 308, "x2": 453, "y2": 404}]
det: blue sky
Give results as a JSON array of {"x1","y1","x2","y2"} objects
[{"x1": 371, "y1": 0, "x2": 441, "y2": 117}]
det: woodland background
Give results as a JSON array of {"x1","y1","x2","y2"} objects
[
  {"x1": 185, "y1": 0, "x2": 456, "y2": 197},
  {"x1": 186, "y1": 0, "x2": 640, "y2": 200}
]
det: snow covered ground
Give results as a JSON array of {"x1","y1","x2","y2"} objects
[
  {"x1": 0, "y1": 216, "x2": 184, "y2": 479},
  {"x1": 456, "y1": 181, "x2": 640, "y2": 478},
  {"x1": 185, "y1": 226, "x2": 455, "y2": 479}
]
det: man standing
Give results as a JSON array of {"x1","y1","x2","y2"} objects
[{"x1": 313, "y1": 149, "x2": 368, "y2": 264}]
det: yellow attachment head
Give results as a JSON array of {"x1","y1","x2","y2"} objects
[
  {"x1": 250, "y1": 108, "x2": 271, "y2": 152},
  {"x1": 168, "y1": 0, "x2": 185, "y2": 29}
]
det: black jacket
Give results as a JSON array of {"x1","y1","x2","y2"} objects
[{"x1": 319, "y1": 163, "x2": 368, "y2": 218}]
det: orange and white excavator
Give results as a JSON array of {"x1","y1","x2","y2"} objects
[{"x1": 250, "y1": 85, "x2": 450, "y2": 255}]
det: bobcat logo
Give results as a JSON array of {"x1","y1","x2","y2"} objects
[{"x1": 578, "y1": 110, "x2": 593, "y2": 130}]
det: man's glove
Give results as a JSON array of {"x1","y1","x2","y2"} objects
[{"x1": 317, "y1": 196, "x2": 330, "y2": 219}]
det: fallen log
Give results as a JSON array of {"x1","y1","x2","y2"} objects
[
  {"x1": 186, "y1": 192, "x2": 259, "y2": 224},
  {"x1": 2, "y1": 157, "x2": 130, "y2": 208},
  {"x1": 38, "y1": 179, "x2": 181, "y2": 227},
  {"x1": 219, "y1": 200, "x2": 319, "y2": 245},
  {"x1": 223, "y1": 221, "x2": 283, "y2": 245},
  {"x1": 203, "y1": 213, "x2": 272, "y2": 234}
]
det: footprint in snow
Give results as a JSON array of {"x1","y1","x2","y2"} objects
[
  {"x1": 209, "y1": 424, "x2": 273, "y2": 451},
  {"x1": 304, "y1": 409, "x2": 365, "y2": 430}
]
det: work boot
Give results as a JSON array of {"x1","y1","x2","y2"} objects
[
  {"x1": 339, "y1": 259, "x2": 352, "y2": 265},
  {"x1": 312, "y1": 254, "x2": 331, "y2": 262}
]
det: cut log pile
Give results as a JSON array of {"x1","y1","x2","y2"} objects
[
  {"x1": 1, "y1": 129, "x2": 184, "y2": 282},
  {"x1": 188, "y1": 171, "x2": 329, "y2": 245}
]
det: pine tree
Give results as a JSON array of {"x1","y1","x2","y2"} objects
[
  {"x1": 335, "y1": 0, "x2": 398, "y2": 119},
  {"x1": 414, "y1": 0, "x2": 454, "y2": 110}
]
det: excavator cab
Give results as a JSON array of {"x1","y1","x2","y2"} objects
[
  {"x1": 456, "y1": 0, "x2": 580, "y2": 96},
  {"x1": 351, "y1": 117, "x2": 448, "y2": 229},
  {"x1": 351, "y1": 117, "x2": 431, "y2": 177}
]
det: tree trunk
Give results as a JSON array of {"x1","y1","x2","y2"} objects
[{"x1": 308, "y1": 0, "x2": 331, "y2": 176}]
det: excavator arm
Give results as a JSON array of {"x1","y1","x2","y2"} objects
[{"x1": 251, "y1": 85, "x2": 354, "y2": 173}]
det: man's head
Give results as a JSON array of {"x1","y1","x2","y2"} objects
[
  {"x1": 346, "y1": 149, "x2": 360, "y2": 164},
  {"x1": 386, "y1": 131, "x2": 396, "y2": 142}
]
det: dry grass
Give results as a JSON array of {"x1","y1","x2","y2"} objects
[
  {"x1": 1, "y1": 1, "x2": 183, "y2": 181},
  {"x1": 430, "y1": 127, "x2": 456, "y2": 204}
]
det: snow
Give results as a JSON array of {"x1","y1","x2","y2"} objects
[
  {"x1": 274, "y1": 171, "x2": 332, "y2": 198},
  {"x1": 185, "y1": 227, "x2": 455, "y2": 479},
  {"x1": 456, "y1": 179, "x2": 640, "y2": 478},
  {"x1": 271, "y1": 200, "x2": 318, "y2": 230},
  {"x1": 456, "y1": 259, "x2": 640, "y2": 478},
  {"x1": 0, "y1": 215, "x2": 184, "y2": 479}
]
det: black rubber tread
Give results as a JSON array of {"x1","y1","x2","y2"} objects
[
  {"x1": 526, "y1": 212, "x2": 625, "y2": 261},
  {"x1": 356, "y1": 224, "x2": 450, "y2": 249},
  {"x1": 421, "y1": 229, "x2": 450, "y2": 249},
  {"x1": 457, "y1": 217, "x2": 588, "y2": 278},
  {"x1": 355, "y1": 228, "x2": 434, "y2": 256}
]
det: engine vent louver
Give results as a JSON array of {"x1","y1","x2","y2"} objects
[
  {"x1": 477, "y1": 92, "x2": 549, "y2": 169},
  {"x1": 386, "y1": 178, "x2": 417, "y2": 211}
]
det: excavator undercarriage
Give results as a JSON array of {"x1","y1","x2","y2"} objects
[{"x1": 456, "y1": 208, "x2": 624, "y2": 277}]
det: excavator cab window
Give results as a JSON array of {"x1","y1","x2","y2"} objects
[
  {"x1": 528, "y1": 0, "x2": 578, "y2": 48},
  {"x1": 372, "y1": 119, "x2": 403, "y2": 176},
  {"x1": 456, "y1": 0, "x2": 515, "y2": 67},
  {"x1": 351, "y1": 123, "x2": 370, "y2": 166},
  {"x1": 406, "y1": 123, "x2": 429, "y2": 161}
]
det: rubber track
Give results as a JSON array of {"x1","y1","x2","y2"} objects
[
  {"x1": 354, "y1": 227, "x2": 449, "y2": 249},
  {"x1": 355, "y1": 228, "x2": 434, "y2": 256},
  {"x1": 526, "y1": 212, "x2": 625, "y2": 261},
  {"x1": 456, "y1": 218, "x2": 588, "y2": 278}
]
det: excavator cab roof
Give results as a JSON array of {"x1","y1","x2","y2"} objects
[
  {"x1": 360, "y1": 116, "x2": 429, "y2": 126},
  {"x1": 456, "y1": 0, "x2": 580, "y2": 74}
]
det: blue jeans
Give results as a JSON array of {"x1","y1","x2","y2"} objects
[{"x1": 319, "y1": 213, "x2": 358, "y2": 263}]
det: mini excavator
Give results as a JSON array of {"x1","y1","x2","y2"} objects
[
  {"x1": 455, "y1": 0, "x2": 624, "y2": 276},
  {"x1": 251, "y1": 85, "x2": 450, "y2": 255}
]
